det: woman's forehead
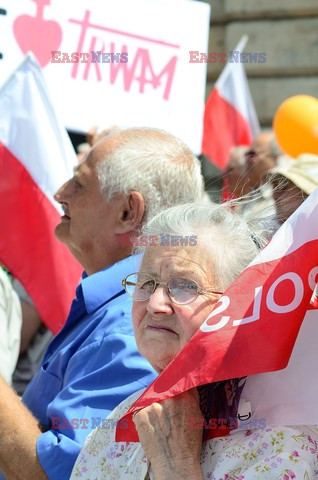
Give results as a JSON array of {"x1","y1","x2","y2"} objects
[{"x1": 140, "y1": 244, "x2": 214, "y2": 277}]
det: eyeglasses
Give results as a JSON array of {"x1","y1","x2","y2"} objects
[{"x1": 122, "y1": 272, "x2": 223, "y2": 305}]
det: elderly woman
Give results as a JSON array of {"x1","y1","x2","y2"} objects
[{"x1": 71, "y1": 203, "x2": 318, "y2": 480}]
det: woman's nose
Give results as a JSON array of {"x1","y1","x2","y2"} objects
[{"x1": 146, "y1": 285, "x2": 174, "y2": 316}]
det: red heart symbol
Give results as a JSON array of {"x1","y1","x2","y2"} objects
[{"x1": 13, "y1": 1, "x2": 62, "y2": 68}]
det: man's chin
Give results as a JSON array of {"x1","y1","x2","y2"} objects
[{"x1": 54, "y1": 222, "x2": 69, "y2": 243}]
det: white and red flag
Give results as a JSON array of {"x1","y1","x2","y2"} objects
[
  {"x1": 0, "y1": 53, "x2": 82, "y2": 334},
  {"x1": 117, "y1": 187, "x2": 318, "y2": 442},
  {"x1": 201, "y1": 36, "x2": 260, "y2": 170}
]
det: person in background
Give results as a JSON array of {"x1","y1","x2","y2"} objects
[
  {"x1": 244, "y1": 130, "x2": 281, "y2": 192},
  {"x1": 238, "y1": 131, "x2": 282, "y2": 232},
  {"x1": 268, "y1": 153, "x2": 318, "y2": 225},
  {"x1": 223, "y1": 145, "x2": 249, "y2": 198},
  {"x1": 0, "y1": 266, "x2": 21, "y2": 385},
  {"x1": 0, "y1": 127, "x2": 205, "y2": 480},
  {"x1": 12, "y1": 280, "x2": 53, "y2": 396}
]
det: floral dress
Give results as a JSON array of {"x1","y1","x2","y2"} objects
[{"x1": 70, "y1": 390, "x2": 318, "y2": 480}]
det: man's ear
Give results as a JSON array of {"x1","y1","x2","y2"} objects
[{"x1": 114, "y1": 191, "x2": 145, "y2": 234}]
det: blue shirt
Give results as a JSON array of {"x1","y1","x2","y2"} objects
[{"x1": 20, "y1": 255, "x2": 156, "y2": 480}]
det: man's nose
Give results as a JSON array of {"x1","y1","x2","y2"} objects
[
  {"x1": 54, "y1": 179, "x2": 71, "y2": 203},
  {"x1": 146, "y1": 285, "x2": 174, "y2": 316}
]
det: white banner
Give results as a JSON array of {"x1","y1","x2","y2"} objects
[{"x1": 0, "y1": 0, "x2": 210, "y2": 153}]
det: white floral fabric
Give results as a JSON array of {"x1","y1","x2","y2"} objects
[{"x1": 71, "y1": 390, "x2": 318, "y2": 480}]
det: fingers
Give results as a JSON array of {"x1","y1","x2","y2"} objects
[{"x1": 133, "y1": 389, "x2": 203, "y2": 435}]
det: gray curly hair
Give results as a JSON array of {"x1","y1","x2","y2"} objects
[{"x1": 140, "y1": 202, "x2": 266, "y2": 290}]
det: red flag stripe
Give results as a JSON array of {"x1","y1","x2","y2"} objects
[
  {"x1": 0, "y1": 144, "x2": 81, "y2": 334},
  {"x1": 202, "y1": 87, "x2": 252, "y2": 170}
]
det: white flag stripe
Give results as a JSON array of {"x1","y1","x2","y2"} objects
[
  {"x1": 216, "y1": 36, "x2": 260, "y2": 139},
  {"x1": 0, "y1": 53, "x2": 77, "y2": 209},
  {"x1": 251, "y1": 187, "x2": 318, "y2": 267},
  {"x1": 241, "y1": 309, "x2": 318, "y2": 428}
]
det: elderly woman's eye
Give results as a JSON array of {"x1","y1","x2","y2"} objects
[
  {"x1": 182, "y1": 280, "x2": 197, "y2": 289},
  {"x1": 174, "y1": 279, "x2": 197, "y2": 291},
  {"x1": 139, "y1": 280, "x2": 155, "y2": 293}
]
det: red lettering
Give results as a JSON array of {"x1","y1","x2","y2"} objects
[
  {"x1": 218, "y1": 52, "x2": 227, "y2": 63},
  {"x1": 70, "y1": 10, "x2": 91, "y2": 78},
  {"x1": 139, "y1": 236, "x2": 148, "y2": 247},
  {"x1": 62, "y1": 53, "x2": 71, "y2": 63},
  {"x1": 218, "y1": 418, "x2": 228, "y2": 429},
  {"x1": 61, "y1": 418, "x2": 72, "y2": 429},
  {"x1": 208, "y1": 52, "x2": 217, "y2": 63},
  {"x1": 51, "y1": 51, "x2": 61, "y2": 63},
  {"x1": 130, "y1": 236, "x2": 139, "y2": 246},
  {"x1": 207, "y1": 418, "x2": 217, "y2": 429},
  {"x1": 189, "y1": 417, "x2": 204, "y2": 429},
  {"x1": 148, "y1": 236, "x2": 159, "y2": 246},
  {"x1": 119, "y1": 234, "x2": 131, "y2": 246},
  {"x1": 71, "y1": 52, "x2": 80, "y2": 63},
  {"x1": 71, "y1": 418, "x2": 79, "y2": 429},
  {"x1": 80, "y1": 419, "x2": 89, "y2": 429},
  {"x1": 110, "y1": 46, "x2": 177, "y2": 100},
  {"x1": 51, "y1": 417, "x2": 61, "y2": 429},
  {"x1": 189, "y1": 51, "x2": 199, "y2": 63},
  {"x1": 80, "y1": 53, "x2": 90, "y2": 63}
]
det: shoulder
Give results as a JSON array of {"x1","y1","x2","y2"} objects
[
  {"x1": 109, "y1": 388, "x2": 147, "y2": 419},
  {"x1": 70, "y1": 389, "x2": 148, "y2": 480},
  {"x1": 201, "y1": 425, "x2": 318, "y2": 479}
]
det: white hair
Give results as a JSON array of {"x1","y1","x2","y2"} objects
[
  {"x1": 95, "y1": 128, "x2": 204, "y2": 223},
  {"x1": 140, "y1": 202, "x2": 266, "y2": 290}
]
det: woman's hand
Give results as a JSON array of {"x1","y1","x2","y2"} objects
[{"x1": 133, "y1": 389, "x2": 204, "y2": 480}]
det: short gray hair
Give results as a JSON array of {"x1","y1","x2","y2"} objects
[
  {"x1": 141, "y1": 202, "x2": 265, "y2": 290},
  {"x1": 96, "y1": 128, "x2": 204, "y2": 223}
]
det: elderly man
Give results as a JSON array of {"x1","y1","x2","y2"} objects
[
  {"x1": 238, "y1": 131, "x2": 282, "y2": 232},
  {"x1": 223, "y1": 146, "x2": 249, "y2": 198},
  {"x1": 0, "y1": 128, "x2": 204, "y2": 480},
  {"x1": 244, "y1": 130, "x2": 281, "y2": 191}
]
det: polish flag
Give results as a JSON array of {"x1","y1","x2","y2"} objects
[
  {"x1": 202, "y1": 36, "x2": 260, "y2": 170},
  {"x1": 117, "y1": 187, "x2": 318, "y2": 442},
  {"x1": 0, "y1": 53, "x2": 82, "y2": 334}
]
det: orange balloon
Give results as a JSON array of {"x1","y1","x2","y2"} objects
[{"x1": 273, "y1": 95, "x2": 318, "y2": 158}]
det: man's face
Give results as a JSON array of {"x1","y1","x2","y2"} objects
[
  {"x1": 54, "y1": 141, "x2": 124, "y2": 272},
  {"x1": 224, "y1": 151, "x2": 247, "y2": 197},
  {"x1": 244, "y1": 134, "x2": 276, "y2": 190}
]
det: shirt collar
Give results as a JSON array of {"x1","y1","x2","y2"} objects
[{"x1": 81, "y1": 254, "x2": 142, "y2": 313}]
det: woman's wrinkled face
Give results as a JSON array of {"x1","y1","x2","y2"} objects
[{"x1": 132, "y1": 243, "x2": 221, "y2": 373}]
